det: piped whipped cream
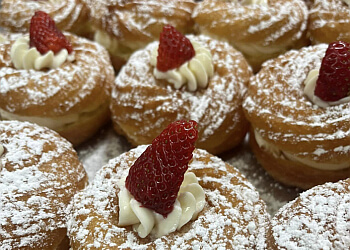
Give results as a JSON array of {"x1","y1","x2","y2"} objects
[
  {"x1": 240, "y1": 0, "x2": 268, "y2": 6},
  {"x1": 254, "y1": 129, "x2": 350, "y2": 170},
  {"x1": 94, "y1": 30, "x2": 119, "y2": 55},
  {"x1": 0, "y1": 34, "x2": 6, "y2": 43},
  {"x1": 118, "y1": 171, "x2": 205, "y2": 238},
  {"x1": 10, "y1": 36, "x2": 74, "y2": 70},
  {"x1": 304, "y1": 68, "x2": 350, "y2": 108},
  {"x1": 151, "y1": 40, "x2": 214, "y2": 91},
  {"x1": 0, "y1": 143, "x2": 4, "y2": 171}
]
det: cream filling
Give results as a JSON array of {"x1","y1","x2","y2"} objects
[
  {"x1": 150, "y1": 40, "x2": 214, "y2": 91},
  {"x1": 10, "y1": 36, "x2": 75, "y2": 70},
  {"x1": 0, "y1": 143, "x2": 4, "y2": 171},
  {"x1": 0, "y1": 34, "x2": 6, "y2": 43},
  {"x1": 304, "y1": 68, "x2": 350, "y2": 108},
  {"x1": 118, "y1": 172, "x2": 205, "y2": 238},
  {"x1": 0, "y1": 104, "x2": 103, "y2": 130},
  {"x1": 234, "y1": 42, "x2": 286, "y2": 57},
  {"x1": 239, "y1": 0, "x2": 268, "y2": 6},
  {"x1": 254, "y1": 130, "x2": 350, "y2": 170}
]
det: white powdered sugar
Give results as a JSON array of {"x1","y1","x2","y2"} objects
[
  {"x1": 0, "y1": 120, "x2": 86, "y2": 249},
  {"x1": 0, "y1": 0, "x2": 85, "y2": 32},
  {"x1": 243, "y1": 43, "x2": 350, "y2": 160},
  {"x1": 67, "y1": 146, "x2": 270, "y2": 249},
  {"x1": 0, "y1": 34, "x2": 112, "y2": 115},
  {"x1": 193, "y1": 0, "x2": 308, "y2": 46},
  {"x1": 112, "y1": 35, "x2": 249, "y2": 144},
  {"x1": 270, "y1": 179, "x2": 350, "y2": 249}
]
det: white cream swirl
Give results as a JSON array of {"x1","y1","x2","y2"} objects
[
  {"x1": 94, "y1": 30, "x2": 119, "y2": 55},
  {"x1": 118, "y1": 171, "x2": 205, "y2": 238},
  {"x1": 0, "y1": 34, "x2": 7, "y2": 43},
  {"x1": 254, "y1": 130, "x2": 350, "y2": 170},
  {"x1": 304, "y1": 68, "x2": 350, "y2": 108},
  {"x1": 151, "y1": 40, "x2": 214, "y2": 91},
  {"x1": 10, "y1": 36, "x2": 74, "y2": 70},
  {"x1": 0, "y1": 143, "x2": 3, "y2": 171}
]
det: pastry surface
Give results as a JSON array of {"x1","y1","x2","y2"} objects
[
  {"x1": 0, "y1": 120, "x2": 88, "y2": 249},
  {"x1": 193, "y1": 0, "x2": 309, "y2": 71},
  {"x1": 110, "y1": 35, "x2": 251, "y2": 155},
  {"x1": 67, "y1": 146, "x2": 270, "y2": 249}
]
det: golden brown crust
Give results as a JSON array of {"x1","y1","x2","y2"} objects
[
  {"x1": 193, "y1": 0, "x2": 309, "y2": 72},
  {"x1": 67, "y1": 147, "x2": 270, "y2": 249},
  {"x1": 308, "y1": 0, "x2": 350, "y2": 44},
  {"x1": 110, "y1": 35, "x2": 251, "y2": 155},
  {"x1": 0, "y1": 120, "x2": 88, "y2": 249},
  {"x1": 0, "y1": 0, "x2": 90, "y2": 35},
  {"x1": 249, "y1": 128, "x2": 350, "y2": 190}
]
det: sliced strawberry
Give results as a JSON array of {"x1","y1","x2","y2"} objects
[
  {"x1": 29, "y1": 11, "x2": 72, "y2": 55},
  {"x1": 314, "y1": 41, "x2": 350, "y2": 102},
  {"x1": 156, "y1": 24, "x2": 195, "y2": 72},
  {"x1": 125, "y1": 120, "x2": 198, "y2": 217}
]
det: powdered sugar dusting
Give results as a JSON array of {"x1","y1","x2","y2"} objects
[
  {"x1": 68, "y1": 146, "x2": 270, "y2": 249},
  {"x1": 0, "y1": 120, "x2": 87, "y2": 249},
  {"x1": 0, "y1": 0, "x2": 87, "y2": 33},
  {"x1": 0, "y1": 34, "x2": 113, "y2": 115},
  {"x1": 111, "y1": 35, "x2": 250, "y2": 147},
  {"x1": 243, "y1": 44, "x2": 350, "y2": 160},
  {"x1": 270, "y1": 179, "x2": 350, "y2": 249}
]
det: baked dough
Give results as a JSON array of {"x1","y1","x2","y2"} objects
[
  {"x1": 67, "y1": 146, "x2": 270, "y2": 249},
  {"x1": 110, "y1": 35, "x2": 251, "y2": 155},
  {"x1": 267, "y1": 178, "x2": 350, "y2": 249},
  {"x1": 193, "y1": 0, "x2": 309, "y2": 72},
  {"x1": 0, "y1": 33, "x2": 115, "y2": 146},
  {"x1": 0, "y1": 120, "x2": 88, "y2": 249},
  {"x1": 308, "y1": 0, "x2": 350, "y2": 44},
  {"x1": 243, "y1": 44, "x2": 350, "y2": 189}
]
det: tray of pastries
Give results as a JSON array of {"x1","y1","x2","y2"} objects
[{"x1": 0, "y1": 0, "x2": 350, "y2": 249}]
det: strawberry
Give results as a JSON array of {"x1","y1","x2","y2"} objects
[
  {"x1": 125, "y1": 120, "x2": 198, "y2": 217},
  {"x1": 314, "y1": 41, "x2": 350, "y2": 102},
  {"x1": 29, "y1": 11, "x2": 72, "y2": 55},
  {"x1": 156, "y1": 24, "x2": 195, "y2": 72}
]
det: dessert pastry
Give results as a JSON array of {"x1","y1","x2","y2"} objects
[
  {"x1": 308, "y1": 0, "x2": 350, "y2": 44},
  {"x1": 84, "y1": 0, "x2": 196, "y2": 71},
  {"x1": 0, "y1": 11, "x2": 115, "y2": 146},
  {"x1": 67, "y1": 120, "x2": 270, "y2": 249},
  {"x1": 0, "y1": 120, "x2": 88, "y2": 249},
  {"x1": 0, "y1": 0, "x2": 91, "y2": 37},
  {"x1": 193, "y1": 0, "x2": 309, "y2": 72},
  {"x1": 243, "y1": 41, "x2": 350, "y2": 189},
  {"x1": 267, "y1": 178, "x2": 350, "y2": 249},
  {"x1": 110, "y1": 25, "x2": 251, "y2": 155}
]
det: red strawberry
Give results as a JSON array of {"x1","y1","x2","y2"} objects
[
  {"x1": 29, "y1": 11, "x2": 72, "y2": 55},
  {"x1": 125, "y1": 120, "x2": 198, "y2": 217},
  {"x1": 157, "y1": 24, "x2": 195, "y2": 72},
  {"x1": 314, "y1": 41, "x2": 350, "y2": 102}
]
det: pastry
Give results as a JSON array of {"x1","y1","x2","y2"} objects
[
  {"x1": 110, "y1": 25, "x2": 251, "y2": 155},
  {"x1": 308, "y1": 0, "x2": 350, "y2": 44},
  {"x1": 0, "y1": 0, "x2": 91, "y2": 37},
  {"x1": 193, "y1": 0, "x2": 309, "y2": 72},
  {"x1": 267, "y1": 178, "x2": 350, "y2": 249},
  {"x1": 0, "y1": 11, "x2": 115, "y2": 146},
  {"x1": 83, "y1": 0, "x2": 196, "y2": 71},
  {"x1": 243, "y1": 41, "x2": 350, "y2": 189},
  {"x1": 0, "y1": 120, "x2": 88, "y2": 249},
  {"x1": 67, "y1": 120, "x2": 270, "y2": 249}
]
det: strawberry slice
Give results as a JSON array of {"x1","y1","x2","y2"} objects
[
  {"x1": 29, "y1": 11, "x2": 72, "y2": 55},
  {"x1": 314, "y1": 41, "x2": 350, "y2": 102},
  {"x1": 156, "y1": 24, "x2": 195, "y2": 72},
  {"x1": 125, "y1": 120, "x2": 198, "y2": 217}
]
